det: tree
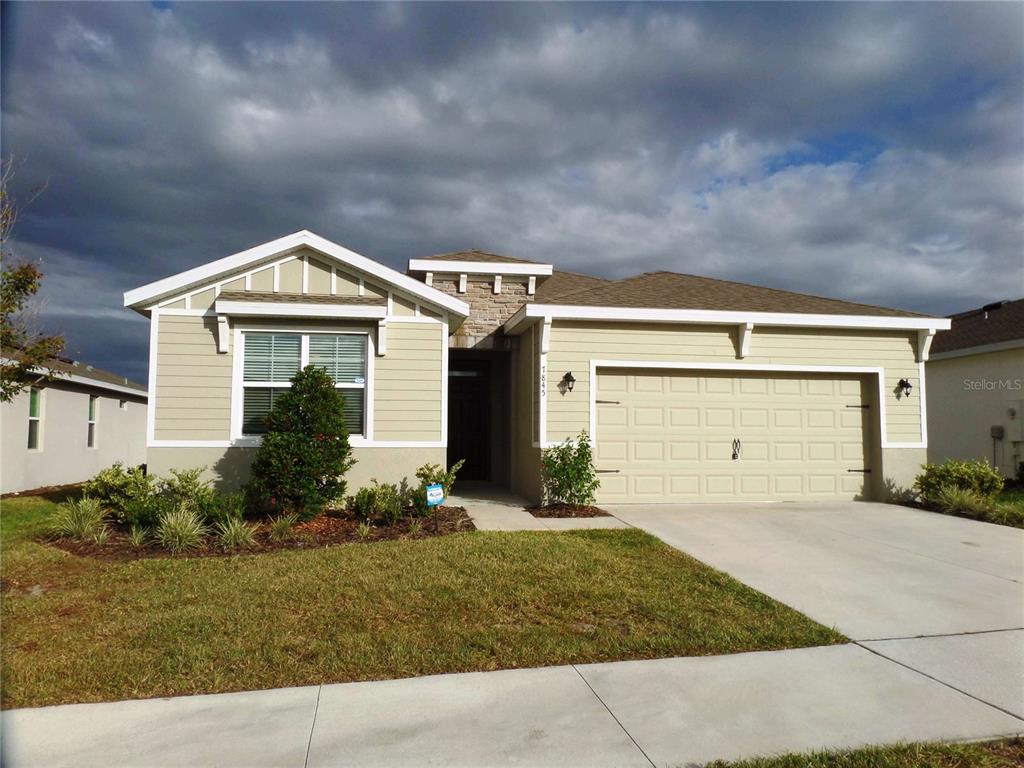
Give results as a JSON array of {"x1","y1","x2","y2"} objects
[
  {"x1": 0, "y1": 158, "x2": 63, "y2": 403},
  {"x1": 244, "y1": 365, "x2": 356, "y2": 520}
]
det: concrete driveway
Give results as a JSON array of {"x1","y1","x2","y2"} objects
[
  {"x1": 609, "y1": 500, "x2": 1024, "y2": 721},
  {"x1": 608, "y1": 501, "x2": 1023, "y2": 640}
]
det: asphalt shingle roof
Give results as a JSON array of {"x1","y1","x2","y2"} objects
[
  {"x1": 533, "y1": 271, "x2": 927, "y2": 318},
  {"x1": 931, "y1": 298, "x2": 1024, "y2": 354},
  {"x1": 414, "y1": 249, "x2": 542, "y2": 265}
]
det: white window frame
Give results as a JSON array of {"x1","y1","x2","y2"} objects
[
  {"x1": 230, "y1": 325, "x2": 375, "y2": 446},
  {"x1": 27, "y1": 386, "x2": 44, "y2": 451},
  {"x1": 87, "y1": 394, "x2": 99, "y2": 449}
]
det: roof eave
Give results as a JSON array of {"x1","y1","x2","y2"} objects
[
  {"x1": 503, "y1": 303, "x2": 951, "y2": 335},
  {"x1": 407, "y1": 258, "x2": 553, "y2": 277}
]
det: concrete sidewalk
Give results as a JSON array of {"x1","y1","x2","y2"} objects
[
  {"x1": 450, "y1": 485, "x2": 629, "y2": 532},
  {"x1": 4, "y1": 640, "x2": 1022, "y2": 768}
]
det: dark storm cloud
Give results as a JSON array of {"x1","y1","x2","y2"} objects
[{"x1": 2, "y1": 1, "x2": 1022, "y2": 380}]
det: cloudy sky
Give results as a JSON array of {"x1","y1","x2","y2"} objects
[{"x1": 2, "y1": 2, "x2": 1022, "y2": 383}]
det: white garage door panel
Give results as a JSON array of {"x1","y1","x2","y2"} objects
[{"x1": 596, "y1": 370, "x2": 871, "y2": 503}]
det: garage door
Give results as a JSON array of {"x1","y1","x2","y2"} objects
[{"x1": 595, "y1": 369, "x2": 872, "y2": 503}]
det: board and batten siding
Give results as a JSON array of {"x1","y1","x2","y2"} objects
[
  {"x1": 153, "y1": 314, "x2": 444, "y2": 443},
  {"x1": 544, "y1": 322, "x2": 923, "y2": 446}
]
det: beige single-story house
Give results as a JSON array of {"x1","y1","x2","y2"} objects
[
  {"x1": 926, "y1": 298, "x2": 1023, "y2": 478},
  {"x1": 125, "y1": 230, "x2": 950, "y2": 503},
  {"x1": 1, "y1": 358, "x2": 147, "y2": 495}
]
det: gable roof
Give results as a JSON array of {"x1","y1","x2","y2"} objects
[
  {"x1": 415, "y1": 249, "x2": 542, "y2": 265},
  {"x1": 533, "y1": 271, "x2": 927, "y2": 318},
  {"x1": 217, "y1": 291, "x2": 386, "y2": 306},
  {"x1": 124, "y1": 231, "x2": 470, "y2": 318},
  {"x1": 931, "y1": 298, "x2": 1024, "y2": 355}
]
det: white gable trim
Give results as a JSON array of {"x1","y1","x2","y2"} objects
[
  {"x1": 408, "y1": 259, "x2": 552, "y2": 277},
  {"x1": 504, "y1": 302, "x2": 950, "y2": 335},
  {"x1": 125, "y1": 230, "x2": 469, "y2": 318}
]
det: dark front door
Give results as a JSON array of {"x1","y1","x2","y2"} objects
[{"x1": 448, "y1": 363, "x2": 490, "y2": 481}]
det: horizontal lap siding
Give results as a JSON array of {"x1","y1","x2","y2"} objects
[
  {"x1": 373, "y1": 322, "x2": 443, "y2": 441},
  {"x1": 546, "y1": 322, "x2": 921, "y2": 445},
  {"x1": 155, "y1": 315, "x2": 232, "y2": 440}
]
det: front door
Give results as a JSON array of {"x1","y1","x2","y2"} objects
[{"x1": 448, "y1": 362, "x2": 490, "y2": 480}]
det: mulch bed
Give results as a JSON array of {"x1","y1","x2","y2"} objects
[
  {"x1": 47, "y1": 506, "x2": 474, "y2": 561},
  {"x1": 528, "y1": 504, "x2": 610, "y2": 518}
]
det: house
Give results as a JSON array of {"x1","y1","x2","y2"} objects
[
  {"x1": 926, "y1": 298, "x2": 1024, "y2": 479},
  {"x1": 1, "y1": 358, "x2": 147, "y2": 494},
  {"x1": 124, "y1": 230, "x2": 950, "y2": 504}
]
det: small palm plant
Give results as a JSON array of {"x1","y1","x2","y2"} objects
[
  {"x1": 154, "y1": 505, "x2": 208, "y2": 553},
  {"x1": 50, "y1": 496, "x2": 107, "y2": 542},
  {"x1": 217, "y1": 517, "x2": 258, "y2": 550}
]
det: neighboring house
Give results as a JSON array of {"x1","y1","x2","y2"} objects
[
  {"x1": 1, "y1": 358, "x2": 148, "y2": 494},
  {"x1": 926, "y1": 298, "x2": 1024, "y2": 478},
  {"x1": 124, "y1": 230, "x2": 950, "y2": 504}
]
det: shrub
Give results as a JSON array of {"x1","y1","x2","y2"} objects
[
  {"x1": 349, "y1": 480, "x2": 403, "y2": 525},
  {"x1": 356, "y1": 521, "x2": 373, "y2": 540},
  {"x1": 154, "y1": 506, "x2": 208, "y2": 554},
  {"x1": 50, "y1": 497, "x2": 107, "y2": 541},
  {"x1": 408, "y1": 485, "x2": 430, "y2": 517},
  {"x1": 85, "y1": 463, "x2": 160, "y2": 527},
  {"x1": 269, "y1": 513, "x2": 299, "y2": 541},
  {"x1": 988, "y1": 502, "x2": 1024, "y2": 529},
  {"x1": 161, "y1": 467, "x2": 218, "y2": 514},
  {"x1": 201, "y1": 492, "x2": 246, "y2": 527},
  {"x1": 408, "y1": 519, "x2": 423, "y2": 536},
  {"x1": 216, "y1": 517, "x2": 257, "y2": 550},
  {"x1": 914, "y1": 459, "x2": 1004, "y2": 504},
  {"x1": 541, "y1": 431, "x2": 600, "y2": 507},
  {"x1": 415, "y1": 459, "x2": 466, "y2": 498},
  {"x1": 127, "y1": 525, "x2": 149, "y2": 548},
  {"x1": 245, "y1": 366, "x2": 356, "y2": 521}
]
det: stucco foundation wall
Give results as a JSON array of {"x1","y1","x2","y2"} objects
[
  {"x1": 1, "y1": 384, "x2": 147, "y2": 494},
  {"x1": 147, "y1": 446, "x2": 447, "y2": 493},
  {"x1": 878, "y1": 447, "x2": 928, "y2": 500},
  {"x1": 926, "y1": 348, "x2": 1024, "y2": 477}
]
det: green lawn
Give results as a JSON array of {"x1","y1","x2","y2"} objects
[
  {"x1": 1, "y1": 494, "x2": 844, "y2": 709},
  {"x1": 706, "y1": 739, "x2": 1024, "y2": 768}
]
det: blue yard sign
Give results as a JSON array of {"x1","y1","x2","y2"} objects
[{"x1": 426, "y1": 483, "x2": 445, "y2": 507}]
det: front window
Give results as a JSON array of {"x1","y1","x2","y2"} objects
[
  {"x1": 241, "y1": 331, "x2": 367, "y2": 437},
  {"x1": 27, "y1": 387, "x2": 42, "y2": 450},
  {"x1": 87, "y1": 395, "x2": 98, "y2": 448}
]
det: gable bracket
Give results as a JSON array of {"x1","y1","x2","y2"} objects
[
  {"x1": 737, "y1": 322, "x2": 754, "y2": 359},
  {"x1": 377, "y1": 319, "x2": 388, "y2": 356},
  {"x1": 917, "y1": 328, "x2": 936, "y2": 363},
  {"x1": 216, "y1": 316, "x2": 231, "y2": 354}
]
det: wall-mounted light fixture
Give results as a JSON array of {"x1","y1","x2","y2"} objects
[
  {"x1": 897, "y1": 378, "x2": 913, "y2": 397},
  {"x1": 563, "y1": 371, "x2": 576, "y2": 393}
]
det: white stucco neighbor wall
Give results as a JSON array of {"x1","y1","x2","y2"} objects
[
  {"x1": 926, "y1": 347, "x2": 1024, "y2": 478},
  {"x1": 1, "y1": 382, "x2": 147, "y2": 494}
]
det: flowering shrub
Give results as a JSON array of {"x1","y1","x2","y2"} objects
[{"x1": 245, "y1": 365, "x2": 355, "y2": 521}]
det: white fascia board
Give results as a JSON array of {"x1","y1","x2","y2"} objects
[
  {"x1": 408, "y1": 259, "x2": 553, "y2": 277},
  {"x1": 125, "y1": 230, "x2": 470, "y2": 318},
  {"x1": 503, "y1": 302, "x2": 951, "y2": 335},
  {"x1": 928, "y1": 338, "x2": 1024, "y2": 362},
  {"x1": 215, "y1": 299, "x2": 388, "y2": 320}
]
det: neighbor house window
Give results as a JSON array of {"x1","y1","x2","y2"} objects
[
  {"x1": 87, "y1": 395, "x2": 98, "y2": 448},
  {"x1": 27, "y1": 387, "x2": 42, "y2": 450},
  {"x1": 119, "y1": 399, "x2": 128, "y2": 411},
  {"x1": 241, "y1": 332, "x2": 368, "y2": 437}
]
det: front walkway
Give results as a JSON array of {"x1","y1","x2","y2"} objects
[
  {"x1": 4, "y1": 641, "x2": 1022, "y2": 768},
  {"x1": 450, "y1": 484, "x2": 630, "y2": 531}
]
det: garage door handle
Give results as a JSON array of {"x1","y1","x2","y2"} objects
[
  {"x1": 596, "y1": 399, "x2": 621, "y2": 405},
  {"x1": 847, "y1": 469, "x2": 872, "y2": 474},
  {"x1": 596, "y1": 469, "x2": 621, "y2": 474}
]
